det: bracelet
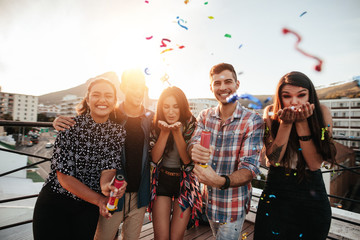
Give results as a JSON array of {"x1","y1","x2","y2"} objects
[
  {"x1": 298, "y1": 135, "x2": 312, "y2": 141},
  {"x1": 220, "y1": 175, "x2": 230, "y2": 190}
]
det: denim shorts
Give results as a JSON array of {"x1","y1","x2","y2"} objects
[{"x1": 208, "y1": 216, "x2": 246, "y2": 240}]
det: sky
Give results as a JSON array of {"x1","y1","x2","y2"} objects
[{"x1": 0, "y1": 0, "x2": 359, "y2": 99}]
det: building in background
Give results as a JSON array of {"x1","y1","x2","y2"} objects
[
  {"x1": 0, "y1": 92, "x2": 38, "y2": 122},
  {"x1": 59, "y1": 94, "x2": 82, "y2": 116},
  {"x1": 320, "y1": 98, "x2": 360, "y2": 148},
  {"x1": 188, "y1": 98, "x2": 218, "y2": 117},
  {"x1": 37, "y1": 104, "x2": 61, "y2": 118}
]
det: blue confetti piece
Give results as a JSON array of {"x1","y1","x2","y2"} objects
[
  {"x1": 272, "y1": 231, "x2": 279, "y2": 235},
  {"x1": 298, "y1": 148, "x2": 302, "y2": 151},
  {"x1": 266, "y1": 213, "x2": 269, "y2": 216},
  {"x1": 299, "y1": 11, "x2": 307, "y2": 17},
  {"x1": 269, "y1": 194, "x2": 276, "y2": 198},
  {"x1": 299, "y1": 233, "x2": 303, "y2": 237}
]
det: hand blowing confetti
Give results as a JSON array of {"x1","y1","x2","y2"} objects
[{"x1": 282, "y1": 28, "x2": 323, "y2": 71}]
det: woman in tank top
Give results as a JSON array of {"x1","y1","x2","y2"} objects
[
  {"x1": 254, "y1": 71, "x2": 337, "y2": 240},
  {"x1": 148, "y1": 86, "x2": 202, "y2": 240}
]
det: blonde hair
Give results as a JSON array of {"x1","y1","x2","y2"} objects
[{"x1": 76, "y1": 77, "x2": 117, "y2": 115}]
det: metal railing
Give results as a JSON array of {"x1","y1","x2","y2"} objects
[{"x1": 0, "y1": 120, "x2": 359, "y2": 238}]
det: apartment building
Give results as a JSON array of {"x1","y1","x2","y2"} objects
[
  {"x1": 188, "y1": 98, "x2": 218, "y2": 117},
  {"x1": 59, "y1": 94, "x2": 83, "y2": 116},
  {"x1": 320, "y1": 98, "x2": 360, "y2": 148},
  {"x1": 0, "y1": 92, "x2": 38, "y2": 122}
]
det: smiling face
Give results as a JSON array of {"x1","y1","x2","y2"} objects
[
  {"x1": 210, "y1": 70, "x2": 239, "y2": 105},
  {"x1": 280, "y1": 84, "x2": 309, "y2": 108},
  {"x1": 162, "y1": 95, "x2": 180, "y2": 125},
  {"x1": 87, "y1": 82, "x2": 116, "y2": 123}
]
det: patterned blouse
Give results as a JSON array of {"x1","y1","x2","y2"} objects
[
  {"x1": 45, "y1": 114, "x2": 126, "y2": 201},
  {"x1": 148, "y1": 116, "x2": 203, "y2": 225}
]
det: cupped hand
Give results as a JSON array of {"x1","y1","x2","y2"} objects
[
  {"x1": 169, "y1": 122, "x2": 182, "y2": 132},
  {"x1": 158, "y1": 120, "x2": 171, "y2": 132},
  {"x1": 295, "y1": 102, "x2": 315, "y2": 122},
  {"x1": 277, "y1": 107, "x2": 296, "y2": 124}
]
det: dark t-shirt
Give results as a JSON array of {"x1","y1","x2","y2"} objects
[{"x1": 124, "y1": 116, "x2": 144, "y2": 192}]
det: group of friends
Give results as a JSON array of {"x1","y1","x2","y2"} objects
[{"x1": 32, "y1": 63, "x2": 336, "y2": 240}]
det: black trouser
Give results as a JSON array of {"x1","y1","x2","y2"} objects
[
  {"x1": 254, "y1": 166, "x2": 331, "y2": 240},
  {"x1": 33, "y1": 184, "x2": 99, "y2": 240}
]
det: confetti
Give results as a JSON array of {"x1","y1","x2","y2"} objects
[
  {"x1": 178, "y1": 45, "x2": 185, "y2": 49},
  {"x1": 265, "y1": 213, "x2": 269, "y2": 216},
  {"x1": 224, "y1": 33, "x2": 232, "y2": 38},
  {"x1": 145, "y1": 0, "x2": 149, "y2": 3},
  {"x1": 298, "y1": 148, "x2": 302, "y2": 151},
  {"x1": 208, "y1": 16, "x2": 214, "y2": 19},
  {"x1": 184, "y1": 0, "x2": 189, "y2": 4},
  {"x1": 321, "y1": 127, "x2": 327, "y2": 140},
  {"x1": 272, "y1": 231, "x2": 280, "y2": 235},
  {"x1": 144, "y1": 68, "x2": 151, "y2": 75},
  {"x1": 177, "y1": 17, "x2": 188, "y2": 30},
  {"x1": 269, "y1": 194, "x2": 276, "y2": 198},
  {"x1": 161, "y1": 73, "x2": 171, "y2": 85},
  {"x1": 275, "y1": 163, "x2": 280, "y2": 166},
  {"x1": 242, "y1": 232, "x2": 248, "y2": 239},
  {"x1": 299, "y1": 233, "x2": 303, "y2": 237},
  {"x1": 299, "y1": 11, "x2": 307, "y2": 17},
  {"x1": 146, "y1": 36, "x2": 153, "y2": 40},
  {"x1": 160, "y1": 48, "x2": 173, "y2": 54},
  {"x1": 160, "y1": 38, "x2": 171, "y2": 47},
  {"x1": 282, "y1": 28, "x2": 323, "y2": 71},
  {"x1": 239, "y1": 44, "x2": 243, "y2": 49},
  {"x1": 204, "y1": 2, "x2": 208, "y2": 5}
]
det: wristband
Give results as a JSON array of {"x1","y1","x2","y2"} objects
[
  {"x1": 298, "y1": 135, "x2": 312, "y2": 141},
  {"x1": 220, "y1": 175, "x2": 230, "y2": 190}
]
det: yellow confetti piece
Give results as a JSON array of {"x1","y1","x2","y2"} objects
[
  {"x1": 275, "y1": 163, "x2": 280, "y2": 166},
  {"x1": 208, "y1": 16, "x2": 214, "y2": 19}
]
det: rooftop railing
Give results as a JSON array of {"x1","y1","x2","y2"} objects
[{"x1": 0, "y1": 120, "x2": 359, "y2": 239}]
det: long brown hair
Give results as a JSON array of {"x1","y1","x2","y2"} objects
[
  {"x1": 76, "y1": 77, "x2": 117, "y2": 116},
  {"x1": 153, "y1": 86, "x2": 193, "y2": 153},
  {"x1": 270, "y1": 71, "x2": 336, "y2": 178}
]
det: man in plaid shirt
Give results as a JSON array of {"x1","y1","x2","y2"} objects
[{"x1": 188, "y1": 63, "x2": 264, "y2": 239}]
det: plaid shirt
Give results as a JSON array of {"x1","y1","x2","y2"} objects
[{"x1": 189, "y1": 102, "x2": 264, "y2": 223}]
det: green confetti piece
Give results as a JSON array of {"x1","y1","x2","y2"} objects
[
  {"x1": 204, "y1": 2, "x2": 208, "y2": 5},
  {"x1": 224, "y1": 33, "x2": 232, "y2": 38}
]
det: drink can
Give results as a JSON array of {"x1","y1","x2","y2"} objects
[
  {"x1": 106, "y1": 174, "x2": 125, "y2": 212},
  {"x1": 200, "y1": 130, "x2": 211, "y2": 168},
  {"x1": 200, "y1": 130, "x2": 211, "y2": 149}
]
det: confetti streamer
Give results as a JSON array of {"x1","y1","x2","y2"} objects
[
  {"x1": 299, "y1": 11, "x2": 307, "y2": 17},
  {"x1": 282, "y1": 28, "x2": 323, "y2": 71},
  {"x1": 144, "y1": 68, "x2": 151, "y2": 75},
  {"x1": 177, "y1": 17, "x2": 188, "y2": 30},
  {"x1": 146, "y1": 36, "x2": 153, "y2": 40},
  {"x1": 160, "y1": 48, "x2": 173, "y2": 54},
  {"x1": 160, "y1": 38, "x2": 171, "y2": 47}
]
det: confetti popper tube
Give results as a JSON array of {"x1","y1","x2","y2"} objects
[
  {"x1": 106, "y1": 174, "x2": 125, "y2": 212},
  {"x1": 200, "y1": 130, "x2": 211, "y2": 168}
]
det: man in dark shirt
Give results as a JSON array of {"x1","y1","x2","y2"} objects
[{"x1": 53, "y1": 69, "x2": 153, "y2": 240}]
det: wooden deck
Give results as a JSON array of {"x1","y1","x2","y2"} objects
[{"x1": 116, "y1": 220, "x2": 255, "y2": 240}]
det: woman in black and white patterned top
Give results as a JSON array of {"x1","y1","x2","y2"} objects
[{"x1": 33, "y1": 78, "x2": 126, "y2": 240}]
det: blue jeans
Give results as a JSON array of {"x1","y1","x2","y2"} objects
[{"x1": 208, "y1": 216, "x2": 246, "y2": 240}]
